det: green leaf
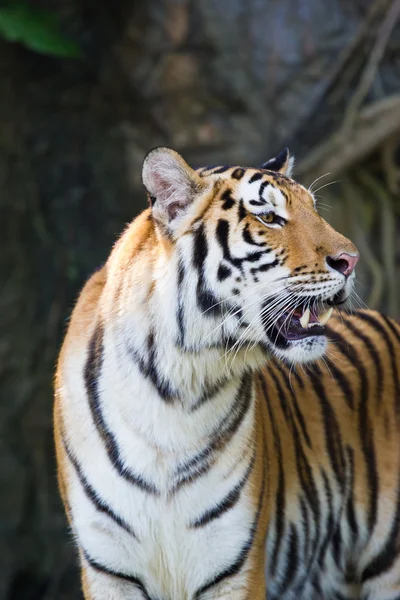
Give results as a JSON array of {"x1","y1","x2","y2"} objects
[{"x1": 0, "y1": 4, "x2": 82, "y2": 58}]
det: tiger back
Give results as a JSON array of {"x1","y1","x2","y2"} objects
[{"x1": 54, "y1": 147, "x2": 400, "y2": 600}]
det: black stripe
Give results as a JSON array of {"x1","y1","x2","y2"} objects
[
  {"x1": 147, "y1": 332, "x2": 176, "y2": 400},
  {"x1": 250, "y1": 258, "x2": 279, "y2": 278},
  {"x1": 85, "y1": 325, "x2": 158, "y2": 495},
  {"x1": 217, "y1": 263, "x2": 232, "y2": 281},
  {"x1": 193, "y1": 224, "x2": 221, "y2": 316},
  {"x1": 345, "y1": 447, "x2": 358, "y2": 537},
  {"x1": 356, "y1": 312, "x2": 400, "y2": 416},
  {"x1": 216, "y1": 219, "x2": 272, "y2": 272},
  {"x1": 343, "y1": 316, "x2": 383, "y2": 404},
  {"x1": 361, "y1": 469, "x2": 400, "y2": 582},
  {"x1": 299, "y1": 496, "x2": 311, "y2": 560},
  {"x1": 238, "y1": 200, "x2": 246, "y2": 222},
  {"x1": 216, "y1": 219, "x2": 241, "y2": 271},
  {"x1": 310, "y1": 575, "x2": 323, "y2": 597},
  {"x1": 190, "y1": 377, "x2": 230, "y2": 412},
  {"x1": 258, "y1": 180, "x2": 271, "y2": 202},
  {"x1": 291, "y1": 367, "x2": 305, "y2": 389},
  {"x1": 176, "y1": 255, "x2": 185, "y2": 346},
  {"x1": 276, "y1": 361, "x2": 312, "y2": 449},
  {"x1": 249, "y1": 198, "x2": 266, "y2": 206},
  {"x1": 244, "y1": 251, "x2": 265, "y2": 262},
  {"x1": 190, "y1": 450, "x2": 256, "y2": 528},
  {"x1": 249, "y1": 172, "x2": 263, "y2": 183},
  {"x1": 221, "y1": 189, "x2": 235, "y2": 210},
  {"x1": 260, "y1": 373, "x2": 286, "y2": 576},
  {"x1": 183, "y1": 374, "x2": 253, "y2": 470},
  {"x1": 324, "y1": 356, "x2": 355, "y2": 410},
  {"x1": 231, "y1": 167, "x2": 245, "y2": 180},
  {"x1": 317, "y1": 469, "x2": 336, "y2": 567},
  {"x1": 193, "y1": 220, "x2": 210, "y2": 272},
  {"x1": 174, "y1": 374, "x2": 253, "y2": 490},
  {"x1": 295, "y1": 430, "x2": 320, "y2": 523},
  {"x1": 242, "y1": 223, "x2": 267, "y2": 247},
  {"x1": 327, "y1": 328, "x2": 366, "y2": 397},
  {"x1": 62, "y1": 434, "x2": 137, "y2": 538},
  {"x1": 308, "y1": 363, "x2": 346, "y2": 491},
  {"x1": 331, "y1": 527, "x2": 343, "y2": 571},
  {"x1": 268, "y1": 368, "x2": 292, "y2": 423},
  {"x1": 382, "y1": 314, "x2": 400, "y2": 342},
  {"x1": 129, "y1": 332, "x2": 176, "y2": 401},
  {"x1": 194, "y1": 422, "x2": 266, "y2": 599},
  {"x1": 84, "y1": 551, "x2": 154, "y2": 600},
  {"x1": 278, "y1": 523, "x2": 299, "y2": 593}
]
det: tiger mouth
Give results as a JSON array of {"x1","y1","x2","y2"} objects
[
  {"x1": 262, "y1": 288, "x2": 348, "y2": 346},
  {"x1": 271, "y1": 304, "x2": 334, "y2": 342}
]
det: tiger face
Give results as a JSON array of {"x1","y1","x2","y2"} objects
[{"x1": 142, "y1": 147, "x2": 359, "y2": 364}]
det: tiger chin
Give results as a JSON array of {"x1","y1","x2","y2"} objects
[{"x1": 55, "y1": 146, "x2": 400, "y2": 600}]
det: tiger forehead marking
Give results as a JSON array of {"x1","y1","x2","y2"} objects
[
  {"x1": 198, "y1": 164, "x2": 312, "y2": 226},
  {"x1": 228, "y1": 171, "x2": 290, "y2": 219}
]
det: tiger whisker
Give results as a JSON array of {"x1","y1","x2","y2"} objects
[
  {"x1": 308, "y1": 172, "x2": 331, "y2": 193},
  {"x1": 222, "y1": 292, "x2": 293, "y2": 368},
  {"x1": 312, "y1": 180, "x2": 342, "y2": 194}
]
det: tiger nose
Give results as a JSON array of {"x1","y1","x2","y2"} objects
[{"x1": 326, "y1": 252, "x2": 359, "y2": 277}]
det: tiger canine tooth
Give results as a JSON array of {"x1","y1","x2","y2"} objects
[
  {"x1": 299, "y1": 308, "x2": 310, "y2": 328},
  {"x1": 318, "y1": 307, "x2": 333, "y2": 325}
]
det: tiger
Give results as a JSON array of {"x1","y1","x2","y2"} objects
[{"x1": 54, "y1": 146, "x2": 400, "y2": 600}]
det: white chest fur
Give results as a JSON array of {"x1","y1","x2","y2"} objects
[{"x1": 60, "y1": 323, "x2": 257, "y2": 599}]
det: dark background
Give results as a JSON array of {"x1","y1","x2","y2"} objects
[{"x1": 1, "y1": 0, "x2": 399, "y2": 598}]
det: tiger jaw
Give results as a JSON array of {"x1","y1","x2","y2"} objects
[{"x1": 265, "y1": 304, "x2": 333, "y2": 344}]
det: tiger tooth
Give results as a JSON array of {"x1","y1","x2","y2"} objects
[
  {"x1": 299, "y1": 308, "x2": 310, "y2": 328},
  {"x1": 318, "y1": 307, "x2": 333, "y2": 326}
]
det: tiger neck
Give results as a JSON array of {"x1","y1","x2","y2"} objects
[
  {"x1": 107, "y1": 310, "x2": 263, "y2": 409},
  {"x1": 103, "y1": 239, "x2": 266, "y2": 407}
]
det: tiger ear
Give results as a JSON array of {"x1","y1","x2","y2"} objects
[
  {"x1": 261, "y1": 148, "x2": 294, "y2": 177},
  {"x1": 142, "y1": 147, "x2": 206, "y2": 227}
]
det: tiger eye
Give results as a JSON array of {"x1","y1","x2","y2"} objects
[{"x1": 264, "y1": 213, "x2": 275, "y2": 223}]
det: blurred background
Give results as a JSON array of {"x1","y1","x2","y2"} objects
[{"x1": 0, "y1": 0, "x2": 399, "y2": 597}]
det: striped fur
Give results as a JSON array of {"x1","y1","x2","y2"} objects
[{"x1": 54, "y1": 148, "x2": 400, "y2": 599}]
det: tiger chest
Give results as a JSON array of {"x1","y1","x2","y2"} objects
[
  {"x1": 74, "y1": 453, "x2": 255, "y2": 599},
  {"x1": 63, "y1": 343, "x2": 258, "y2": 598}
]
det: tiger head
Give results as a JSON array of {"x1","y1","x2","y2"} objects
[{"x1": 142, "y1": 147, "x2": 358, "y2": 364}]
